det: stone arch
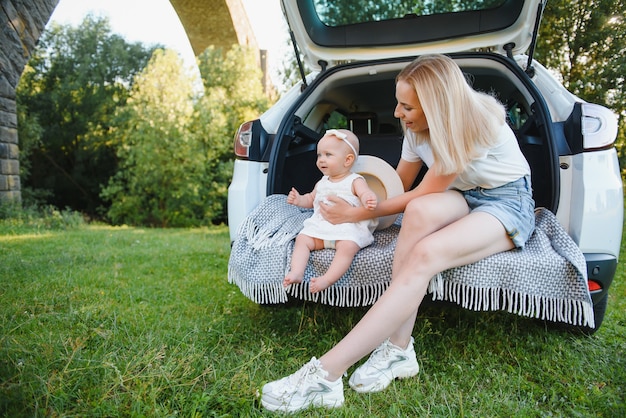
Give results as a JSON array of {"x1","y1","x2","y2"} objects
[
  {"x1": 170, "y1": 0, "x2": 257, "y2": 56},
  {"x1": 0, "y1": 0, "x2": 258, "y2": 203}
]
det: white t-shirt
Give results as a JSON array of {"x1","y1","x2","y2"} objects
[{"x1": 400, "y1": 123, "x2": 530, "y2": 191}]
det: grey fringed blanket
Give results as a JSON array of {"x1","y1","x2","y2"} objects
[{"x1": 228, "y1": 195, "x2": 594, "y2": 328}]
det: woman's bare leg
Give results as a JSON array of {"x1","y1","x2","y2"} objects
[
  {"x1": 319, "y1": 192, "x2": 516, "y2": 380},
  {"x1": 387, "y1": 192, "x2": 469, "y2": 347}
]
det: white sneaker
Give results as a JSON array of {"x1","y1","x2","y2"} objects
[
  {"x1": 348, "y1": 337, "x2": 419, "y2": 393},
  {"x1": 261, "y1": 357, "x2": 344, "y2": 413}
]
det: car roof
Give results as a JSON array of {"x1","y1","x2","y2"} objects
[{"x1": 282, "y1": 0, "x2": 543, "y2": 70}]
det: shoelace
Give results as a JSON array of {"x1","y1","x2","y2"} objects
[
  {"x1": 367, "y1": 340, "x2": 394, "y2": 365},
  {"x1": 283, "y1": 359, "x2": 320, "y2": 389}
]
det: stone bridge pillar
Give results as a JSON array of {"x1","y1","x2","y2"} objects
[{"x1": 1, "y1": 0, "x2": 60, "y2": 203}]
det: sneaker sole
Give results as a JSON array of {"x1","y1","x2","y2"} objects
[{"x1": 261, "y1": 394, "x2": 344, "y2": 413}]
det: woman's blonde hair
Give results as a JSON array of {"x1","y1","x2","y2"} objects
[{"x1": 397, "y1": 54, "x2": 506, "y2": 175}]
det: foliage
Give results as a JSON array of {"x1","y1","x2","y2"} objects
[
  {"x1": 14, "y1": 101, "x2": 50, "y2": 205},
  {"x1": 101, "y1": 49, "x2": 199, "y2": 227},
  {"x1": 17, "y1": 15, "x2": 269, "y2": 227},
  {"x1": 0, "y1": 219, "x2": 624, "y2": 416},
  {"x1": 16, "y1": 15, "x2": 156, "y2": 215},
  {"x1": 0, "y1": 201, "x2": 85, "y2": 232},
  {"x1": 276, "y1": 38, "x2": 307, "y2": 95},
  {"x1": 313, "y1": 0, "x2": 503, "y2": 24},
  {"x1": 197, "y1": 45, "x2": 269, "y2": 137},
  {"x1": 536, "y1": 0, "x2": 626, "y2": 170},
  {"x1": 193, "y1": 45, "x2": 270, "y2": 223},
  {"x1": 102, "y1": 46, "x2": 269, "y2": 227}
]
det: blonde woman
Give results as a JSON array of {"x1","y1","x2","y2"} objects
[{"x1": 261, "y1": 54, "x2": 534, "y2": 413}]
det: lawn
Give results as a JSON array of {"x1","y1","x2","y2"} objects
[{"x1": 1, "y1": 214, "x2": 624, "y2": 417}]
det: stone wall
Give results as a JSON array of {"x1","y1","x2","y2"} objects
[
  {"x1": 170, "y1": 0, "x2": 257, "y2": 56},
  {"x1": 0, "y1": 0, "x2": 60, "y2": 203}
]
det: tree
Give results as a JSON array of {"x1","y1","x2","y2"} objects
[
  {"x1": 17, "y1": 15, "x2": 156, "y2": 214},
  {"x1": 15, "y1": 92, "x2": 45, "y2": 204},
  {"x1": 535, "y1": 0, "x2": 626, "y2": 169},
  {"x1": 192, "y1": 45, "x2": 270, "y2": 223},
  {"x1": 101, "y1": 49, "x2": 199, "y2": 227},
  {"x1": 314, "y1": 0, "x2": 503, "y2": 25},
  {"x1": 102, "y1": 45, "x2": 270, "y2": 227},
  {"x1": 196, "y1": 45, "x2": 269, "y2": 134}
]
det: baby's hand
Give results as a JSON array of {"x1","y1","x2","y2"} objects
[
  {"x1": 363, "y1": 191, "x2": 377, "y2": 210},
  {"x1": 287, "y1": 187, "x2": 301, "y2": 205}
]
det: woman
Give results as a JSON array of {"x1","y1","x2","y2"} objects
[{"x1": 261, "y1": 54, "x2": 535, "y2": 413}]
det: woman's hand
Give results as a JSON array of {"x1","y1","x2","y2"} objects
[{"x1": 319, "y1": 195, "x2": 362, "y2": 224}]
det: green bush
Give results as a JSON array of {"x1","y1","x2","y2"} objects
[{"x1": 0, "y1": 202, "x2": 85, "y2": 232}]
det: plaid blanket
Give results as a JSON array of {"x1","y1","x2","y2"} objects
[{"x1": 228, "y1": 195, "x2": 594, "y2": 327}]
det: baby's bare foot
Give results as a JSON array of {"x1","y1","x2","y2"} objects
[
  {"x1": 283, "y1": 272, "x2": 303, "y2": 287},
  {"x1": 310, "y1": 276, "x2": 333, "y2": 293}
]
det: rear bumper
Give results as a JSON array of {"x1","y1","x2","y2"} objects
[{"x1": 585, "y1": 253, "x2": 617, "y2": 306}]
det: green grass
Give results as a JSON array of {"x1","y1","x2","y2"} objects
[{"x1": 1, "y1": 216, "x2": 625, "y2": 417}]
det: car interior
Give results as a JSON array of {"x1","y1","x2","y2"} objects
[{"x1": 274, "y1": 56, "x2": 557, "y2": 212}]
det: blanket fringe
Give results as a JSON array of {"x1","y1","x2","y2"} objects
[
  {"x1": 240, "y1": 217, "x2": 299, "y2": 251},
  {"x1": 286, "y1": 281, "x2": 389, "y2": 308},
  {"x1": 228, "y1": 268, "x2": 288, "y2": 304},
  {"x1": 429, "y1": 275, "x2": 595, "y2": 328}
]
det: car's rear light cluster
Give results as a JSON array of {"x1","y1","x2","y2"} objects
[
  {"x1": 234, "y1": 121, "x2": 253, "y2": 159},
  {"x1": 581, "y1": 103, "x2": 618, "y2": 150},
  {"x1": 588, "y1": 280, "x2": 602, "y2": 292}
]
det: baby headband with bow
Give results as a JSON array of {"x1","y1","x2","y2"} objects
[{"x1": 326, "y1": 129, "x2": 358, "y2": 156}]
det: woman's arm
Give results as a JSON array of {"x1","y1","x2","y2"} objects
[
  {"x1": 321, "y1": 159, "x2": 457, "y2": 223},
  {"x1": 321, "y1": 159, "x2": 422, "y2": 223},
  {"x1": 396, "y1": 158, "x2": 422, "y2": 192}
]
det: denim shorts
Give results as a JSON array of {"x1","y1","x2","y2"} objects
[{"x1": 460, "y1": 176, "x2": 535, "y2": 248}]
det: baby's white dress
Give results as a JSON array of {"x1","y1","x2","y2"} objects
[{"x1": 300, "y1": 173, "x2": 377, "y2": 248}]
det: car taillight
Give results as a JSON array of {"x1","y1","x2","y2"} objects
[
  {"x1": 581, "y1": 103, "x2": 618, "y2": 150},
  {"x1": 234, "y1": 121, "x2": 253, "y2": 159},
  {"x1": 588, "y1": 280, "x2": 602, "y2": 292}
]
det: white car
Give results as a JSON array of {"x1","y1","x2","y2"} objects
[{"x1": 228, "y1": 0, "x2": 622, "y2": 330}]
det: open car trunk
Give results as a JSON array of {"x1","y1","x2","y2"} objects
[{"x1": 267, "y1": 53, "x2": 560, "y2": 212}]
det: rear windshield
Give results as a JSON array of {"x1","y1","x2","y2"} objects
[{"x1": 313, "y1": 0, "x2": 507, "y2": 26}]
